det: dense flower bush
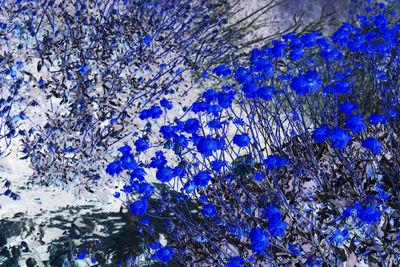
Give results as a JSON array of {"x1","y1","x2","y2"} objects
[{"x1": 105, "y1": 1, "x2": 400, "y2": 266}]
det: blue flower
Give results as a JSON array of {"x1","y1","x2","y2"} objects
[
  {"x1": 160, "y1": 125, "x2": 176, "y2": 139},
  {"x1": 217, "y1": 90, "x2": 236, "y2": 108},
  {"x1": 227, "y1": 256, "x2": 245, "y2": 267},
  {"x1": 289, "y1": 243, "x2": 301, "y2": 255},
  {"x1": 160, "y1": 99, "x2": 173, "y2": 110},
  {"x1": 233, "y1": 133, "x2": 251, "y2": 147},
  {"x1": 199, "y1": 195, "x2": 208, "y2": 203},
  {"x1": 150, "y1": 242, "x2": 163, "y2": 250},
  {"x1": 202, "y1": 203, "x2": 217, "y2": 218},
  {"x1": 156, "y1": 247, "x2": 174, "y2": 262},
  {"x1": 139, "y1": 217, "x2": 150, "y2": 225},
  {"x1": 213, "y1": 64, "x2": 232, "y2": 77},
  {"x1": 357, "y1": 205, "x2": 381, "y2": 224},
  {"x1": 77, "y1": 251, "x2": 86, "y2": 260},
  {"x1": 208, "y1": 119, "x2": 223, "y2": 129},
  {"x1": 193, "y1": 171, "x2": 211, "y2": 187},
  {"x1": 211, "y1": 159, "x2": 226, "y2": 171},
  {"x1": 150, "y1": 105, "x2": 163, "y2": 119},
  {"x1": 253, "y1": 172, "x2": 264, "y2": 181},
  {"x1": 135, "y1": 138, "x2": 149, "y2": 152},
  {"x1": 118, "y1": 145, "x2": 132, "y2": 155},
  {"x1": 184, "y1": 118, "x2": 200, "y2": 134},
  {"x1": 143, "y1": 35, "x2": 152, "y2": 45},
  {"x1": 312, "y1": 124, "x2": 330, "y2": 143},
  {"x1": 196, "y1": 136, "x2": 219, "y2": 157},
  {"x1": 345, "y1": 115, "x2": 366, "y2": 134},
  {"x1": 362, "y1": 138, "x2": 384, "y2": 155},
  {"x1": 264, "y1": 155, "x2": 290, "y2": 170},
  {"x1": 113, "y1": 192, "x2": 120, "y2": 198},
  {"x1": 268, "y1": 217, "x2": 287, "y2": 236},
  {"x1": 343, "y1": 206, "x2": 353, "y2": 217},
  {"x1": 184, "y1": 180, "x2": 197, "y2": 194},
  {"x1": 150, "y1": 151, "x2": 167, "y2": 168},
  {"x1": 106, "y1": 161, "x2": 122, "y2": 176},
  {"x1": 262, "y1": 205, "x2": 282, "y2": 220},
  {"x1": 130, "y1": 198, "x2": 148, "y2": 216},
  {"x1": 329, "y1": 229, "x2": 349, "y2": 244},
  {"x1": 121, "y1": 153, "x2": 138, "y2": 170},
  {"x1": 339, "y1": 101, "x2": 359, "y2": 115},
  {"x1": 156, "y1": 167, "x2": 174, "y2": 183},
  {"x1": 249, "y1": 227, "x2": 270, "y2": 255},
  {"x1": 202, "y1": 89, "x2": 219, "y2": 103},
  {"x1": 291, "y1": 71, "x2": 322, "y2": 95},
  {"x1": 330, "y1": 127, "x2": 351, "y2": 148},
  {"x1": 139, "y1": 109, "x2": 151, "y2": 120}
]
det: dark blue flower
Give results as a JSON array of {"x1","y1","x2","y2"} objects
[
  {"x1": 233, "y1": 133, "x2": 251, "y2": 147},
  {"x1": 196, "y1": 136, "x2": 219, "y2": 157},
  {"x1": 160, "y1": 125, "x2": 176, "y2": 139},
  {"x1": 289, "y1": 243, "x2": 301, "y2": 255},
  {"x1": 135, "y1": 138, "x2": 149, "y2": 152},
  {"x1": 357, "y1": 205, "x2": 381, "y2": 224},
  {"x1": 118, "y1": 145, "x2": 132, "y2": 155},
  {"x1": 211, "y1": 159, "x2": 226, "y2": 171},
  {"x1": 150, "y1": 151, "x2": 167, "y2": 168},
  {"x1": 106, "y1": 161, "x2": 122, "y2": 176},
  {"x1": 342, "y1": 206, "x2": 353, "y2": 217},
  {"x1": 217, "y1": 90, "x2": 236, "y2": 108},
  {"x1": 291, "y1": 71, "x2": 322, "y2": 95},
  {"x1": 156, "y1": 247, "x2": 174, "y2": 262},
  {"x1": 345, "y1": 115, "x2": 366, "y2": 134},
  {"x1": 193, "y1": 171, "x2": 211, "y2": 187},
  {"x1": 213, "y1": 64, "x2": 232, "y2": 77},
  {"x1": 184, "y1": 180, "x2": 197, "y2": 194},
  {"x1": 139, "y1": 109, "x2": 151, "y2": 120},
  {"x1": 156, "y1": 167, "x2": 174, "y2": 183},
  {"x1": 130, "y1": 198, "x2": 148, "y2": 215},
  {"x1": 121, "y1": 153, "x2": 138, "y2": 170},
  {"x1": 202, "y1": 89, "x2": 219, "y2": 103},
  {"x1": 160, "y1": 99, "x2": 173, "y2": 110},
  {"x1": 77, "y1": 251, "x2": 86, "y2": 260},
  {"x1": 362, "y1": 138, "x2": 384, "y2": 155},
  {"x1": 184, "y1": 118, "x2": 200, "y2": 134},
  {"x1": 143, "y1": 35, "x2": 152, "y2": 45},
  {"x1": 329, "y1": 229, "x2": 349, "y2": 244},
  {"x1": 150, "y1": 105, "x2": 163, "y2": 119},
  {"x1": 249, "y1": 227, "x2": 270, "y2": 255},
  {"x1": 339, "y1": 101, "x2": 359, "y2": 115},
  {"x1": 312, "y1": 124, "x2": 330, "y2": 143},
  {"x1": 264, "y1": 155, "x2": 290, "y2": 170},
  {"x1": 202, "y1": 203, "x2": 217, "y2": 218},
  {"x1": 268, "y1": 217, "x2": 287, "y2": 236},
  {"x1": 227, "y1": 256, "x2": 245, "y2": 267},
  {"x1": 253, "y1": 172, "x2": 264, "y2": 181},
  {"x1": 330, "y1": 127, "x2": 351, "y2": 148}
]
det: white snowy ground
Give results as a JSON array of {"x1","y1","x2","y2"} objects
[{"x1": 0, "y1": 0, "x2": 361, "y2": 266}]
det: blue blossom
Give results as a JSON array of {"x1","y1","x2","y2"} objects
[
  {"x1": 291, "y1": 70, "x2": 322, "y2": 95},
  {"x1": 160, "y1": 125, "x2": 176, "y2": 139},
  {"x1": 203, "y1": 89, "x2": 219, "y2": 103},
  {"x1": 343, "y1": 206, "x2": 353, "y2": 217},
  {"x1": 370, "y1": 114, "x2": 389, "y2": 126},
  {"x1": 130, "y1": 198, "x2": 148, "y2": 216},
  {"x1": 357, "y1": 205, "x2": 381, "y2": 224},
  {"x1": 118, "y1": 145, "x2": 132, "y2": 155},
  {"x1": 249, "y1": 227, "x2": 270, "y2": 255},
  {"x1": 156, "y1": 166, "x2": 174, "y2": 183},
  {"x1": 121, "y1": 153, "x2": 138, "y2": 170},
  {"x1": 193, "y1": 171, "x2": 211, "y2": 187},
  {"x1": 312, "y1": 124, "x2": 330, "y2": 143},
  {"x1": 227, "y1": 256, "x2": 245, "y2": 267},
  {"x1": 362, "y1": 138, "x2": 384, "y2": 155},
  {"x1": 329, "y1": 229, "x2": 349, "y2": 244},
  {"x1": 289, "y1": 243, "x2": 301, "y2": 255},
  {"x1": 217, "y1": 90, "x2": 236, "y2": 108},
  {"x1": 139, "y1": 217, "x2": 150, "y2": 225},
  {"x1": 253, "y1": 172, "x2": 264, "y2": 181},
  {"x1": 330, "y1": 127, "x2": 351, "y2": 148},
  {"x1": 202, "y1": 203, "x2": 217, "y2": 218},
  {"x1": 196, "y1": 136, "x2": 219, "y2": 157},
  {"x1": 156, "y1": 247, "x2": 174, "y2": 262},
  {"x1": 233, "y1": 133, "x2": 251, "y2": 147},
  {"x1": 211, "y1": 159, "x2": 226, "y2": 171},
  {"x1": 160, "y1": 99, "x2": 173, "y2": 110},
  {"x1": 184, "y1": 180, "x2": 197, "y2": 194},
  {"x1": 106, "y1": 161, "x2": 122, "y2": 176},
  {"x1": 150, "y1": 105, "x2": 163, "y2": 119},
  {"x1": 345, "y1": 115, "x2": 366, "y2": 134},
  {"x1": 77, "y1": 251, "x2": 86, "y2": 260},
  {"x1": 143, "y1": 35, "x2": 152, "y2": 45},
  {"x1": 339, "y1": 101, "x2": 359, "y2": 115},
  {"x1": 135, "y1": 138, "x2": 149, "y2": 152},
  {"x1": 213, "y1": 64, "x2": 232, "y2": 77},
  {"x1": 268, "y1": 217, "x2": 287, "y2": 236},
  {"x1": 262, "y1": 205, "x2": 282, "y2": 220},
  {"x1": 264, "y1": 155, "x2": 290, "y2": 170}
]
